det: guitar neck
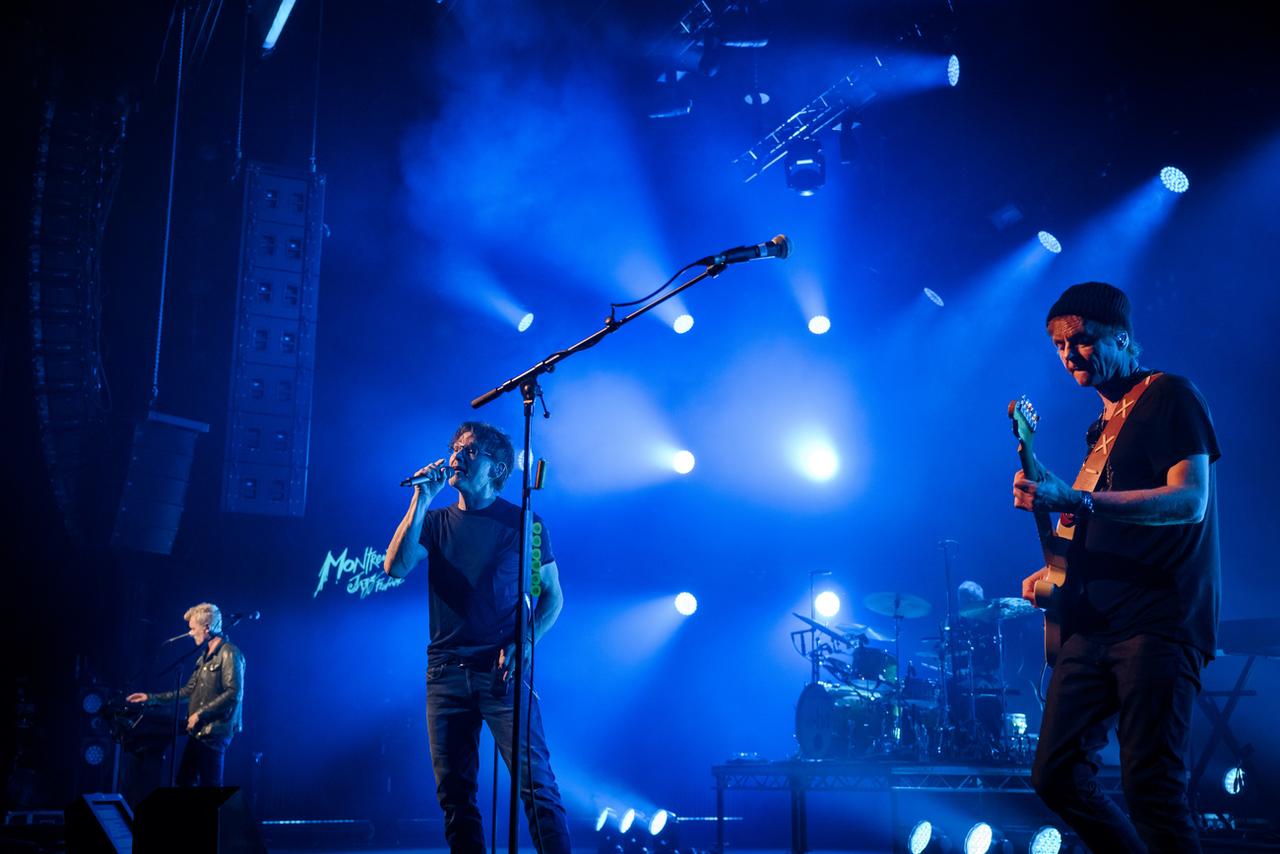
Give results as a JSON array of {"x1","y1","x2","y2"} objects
[{"x1": 1018, "y1": 441, "x2": 1059, "y2": 553}]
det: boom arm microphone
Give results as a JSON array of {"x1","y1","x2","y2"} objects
[
  {"x1": 698, "y1": 234, "x2": 792, "y2": 266},
  {"x1": 400, "y1": 465, "x2": 456, "y2": 487}
]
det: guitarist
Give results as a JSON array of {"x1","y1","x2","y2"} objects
[{"x1": 1013, "y1": 281, "x2": 1219, "y2": 853}]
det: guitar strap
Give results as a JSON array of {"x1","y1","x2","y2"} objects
[{"x1": 1055, "y1": 371, "x2": 1163, "y2": 541}]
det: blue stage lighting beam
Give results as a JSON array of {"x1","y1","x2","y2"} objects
[{"x1": 261, "y1": 0, "x2": 297, "y2": 53}]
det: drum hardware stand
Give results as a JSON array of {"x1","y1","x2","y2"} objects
[
  {"x1": 936, "y1": 539, "x2": 959, "y2": 758},
  {"x1": 807, "y1": 569, "x2": 833, "y2": 684},
  {"x1": 993, "y1": 614, "x2": 1011, "y2": 759},
  {"x1": 890, "y1": 612, "x2": 905, "y2": 750}
]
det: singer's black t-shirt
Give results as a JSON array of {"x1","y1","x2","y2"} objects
[
  {"x1": 418, "y1": 497, "x2": 554, "y2": 666},
  {"x1": 1061, "y1": 372, "x2": 1221, "y2": 660}
]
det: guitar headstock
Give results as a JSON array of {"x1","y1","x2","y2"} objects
[{"x1": 1007, "y1": 395, "x2": 1039, "y2": 447}]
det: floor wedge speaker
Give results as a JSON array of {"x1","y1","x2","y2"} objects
[{"x1": 133, "y1": 787, "x2": 264, "y2": 854}]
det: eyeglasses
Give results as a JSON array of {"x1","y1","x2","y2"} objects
[{"x1": 449, "y1": 445, "x2": 487, "y2": 461}]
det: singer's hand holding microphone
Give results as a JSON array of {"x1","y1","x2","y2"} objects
[{"x1": 401, "y1": 459, "x2": 453, "y2": 500}]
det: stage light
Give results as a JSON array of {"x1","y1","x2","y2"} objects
[
  {"x1": 1037, "y1": 230, "x2": 1062, "y2": 254},
  {"x1": 673, "y1": 314, "x2": 694, "y2": 334},
  {"x1": 619, "y1": 809, "x2": 637, "y2": 834},
  {"x1": 808, "y1": 315, "x2": 831, "y2": 335},
  {"x1": 785, "y1": 139, "x2": 826, "y2": 196},
  {"x1": 596, "y1": 808, "x2": 616, "y2": 832},
  {"x1": 81, "y1": 690, "x2": 105, "y2": 715},
  {"x1": 83, "y1": 742, "x2": 107, "y2": 766},
  {"x1": 909, "y1": 821, "x2": 934, "y2": 854},
  {"x1": 1224, "y1": 766, "x2": 1246, "y2": 795},
  {"x1": 965, "y1": 823, "x2": 993, "y2": 854},
  {"x1": 947, "y1": 55, "x2": 961, "y2": 87},
  {"x1": 1028, "y1": 826, "x2": 1061, "y2": 854},
  {"x1": 814, "y1": 591, "x2": 840, "y2": 618},
  {"x1": 1160, "y1": 166, "x2": 1190, "y2": 193},
  {"x1": 674, "y1": 593, "x2": 698, "y2": 616},
  {"x1": 908, "y1": 820, "x2": 953, "y2": 853},
  {"x1": 923, "y1": 287, "x2": 945, "y2": 307},
  {"x1": 518, "y1": 312, "x2": 535, "y2": 332},
  {"x1": 963, "y1": 822, "x2": 1010, "y2": 854},
  {"x1": 648, "y1": 809, "x2": 672, "y2": 835},
  {"x1": 801, "y1": 443, "x2": 839, "y2": 482},
  {"x1": 672, "y1": 450, "x2": 695, "y2": 474}
]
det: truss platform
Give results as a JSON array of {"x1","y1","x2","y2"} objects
[{"x1": 710, "y1": 758, "x2": 1123, "y2": 853}]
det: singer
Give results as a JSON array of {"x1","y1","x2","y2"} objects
[
  {"x1": 384, "y1": 421, "x2": 571, "y2": 854},
  {"x1": 126, "y1": 603, "x2": 246, "y2": 786}
]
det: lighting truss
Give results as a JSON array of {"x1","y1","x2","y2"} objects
[
  {"x1": 733, "y1": 67, "x2": 878, "y2": 183},
  {"x1": 647, "y1": 0, "x2": 716, "y2": 70}
]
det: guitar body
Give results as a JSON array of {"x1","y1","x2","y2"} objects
[
  {"x1": 1032, "y1": 543, "x2": 1069, "y2": 666},
  {"x1": 1009, "y1": 377, "x2": 1159, "y2": 667}
]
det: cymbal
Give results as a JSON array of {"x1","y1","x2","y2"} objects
[
  {"x1": 836, "y1": 622, "x2": 890, "y2": 643},
  {"x1": 960, "y1": 597, "x2": 1037, "y2": 622},
  {"x1": 793, "y1": 613, "x2": 852, "y2": 645},
  {"x1": 864, "y1": 591, "x2": 932, "y2": 619}
]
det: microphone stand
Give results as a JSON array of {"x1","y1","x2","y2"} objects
[
  {"x1": 470, "y1": 260, "x2": 728, "y2": 853},
  {"x1": 157, "y1": 640, "x2": 205, "y2": 787}
]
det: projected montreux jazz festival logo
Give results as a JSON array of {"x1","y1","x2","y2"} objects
[{"x1": 313, "y1": 546, "x2": 403, "y2": 599}]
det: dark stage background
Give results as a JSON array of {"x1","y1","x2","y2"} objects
[{"x1": 4, "y1": 0, "x2": 1279, "y2": 847}]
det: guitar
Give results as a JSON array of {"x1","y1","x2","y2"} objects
[{"x1": 1008, "y1": 396, "x2": 1071, "y2": 665}]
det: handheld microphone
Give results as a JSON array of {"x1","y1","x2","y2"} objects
[
  {"x1": 698, "y1": 234, "x2": 792, "y2": 266},
  {"x1": 228, "y1": 611, "x2": 261, "y2": 622},
  {"x1": 400, "y1": 465, "x2": 456, "y2": 487}
]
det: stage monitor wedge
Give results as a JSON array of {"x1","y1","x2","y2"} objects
[
  {"x1": 133, "y1": 786, "x2": 265, "y2": 854},
  {"x1": 65, "y1": 792, "x2": 133, "y2": 853}
]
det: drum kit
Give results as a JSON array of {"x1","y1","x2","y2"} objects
[{"x1": 792, "y1": 590, "x2": 1039, "y2": 763}]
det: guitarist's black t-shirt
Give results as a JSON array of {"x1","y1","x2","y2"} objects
[
  {"x1": 418, "y1": 497, "x2": 555, "y2": 667},
  {"x1": 1064, "y1": 372, "x2": 1221, "y2": 660}
]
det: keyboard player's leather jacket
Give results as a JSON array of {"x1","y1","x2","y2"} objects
[{"x1": 149, "y1": 638, "x2": 245, "y2": 747}]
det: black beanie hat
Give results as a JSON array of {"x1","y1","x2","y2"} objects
[{"x1": 1046, "y1": 281, "x2": 1132, "y2": 331}]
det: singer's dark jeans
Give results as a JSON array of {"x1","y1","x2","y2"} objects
[
  {"x1": 425, "y1": 660, "x2": 571, "y2": 854},
  {"x1": 175, "y1": 737, "x2": 226, "y2": 786},
  {"x1": 1032, "y1": 633, "x2": 1203, "y2": 853}
]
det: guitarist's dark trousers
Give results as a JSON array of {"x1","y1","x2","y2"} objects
[{"x1": 1031, "y1": 632, "x2": 1204, "y2": 853}]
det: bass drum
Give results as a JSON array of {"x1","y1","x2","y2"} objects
[{"x1": 794, "y1": 682, "x2": 879, "y2": 759}]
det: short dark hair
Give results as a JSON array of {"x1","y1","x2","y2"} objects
[{"x1": 451, "y1": 421, "x2": 515, "y2": 490}]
